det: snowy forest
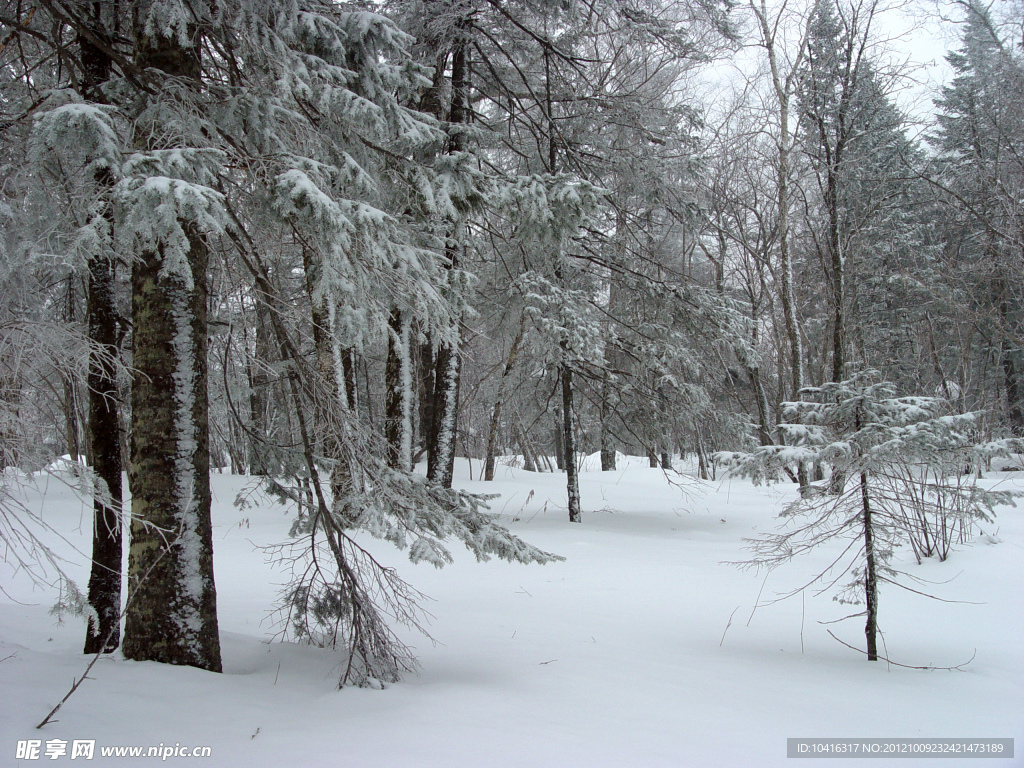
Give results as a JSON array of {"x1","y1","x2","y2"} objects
[{"x1": 2, "y1": 0, "x2": 1023, "y2": 763}]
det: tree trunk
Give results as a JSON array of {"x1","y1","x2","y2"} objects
[
  {"x1": 123, "y1": 232, "x2": 221, "y2": 671},
  {"x1": 1002, "y1": 344, "x2": 1024, "y2": 437},
  {"x1": 1000, "y1": 294, "x2": 1024, "y2": 436},
  {"x1": 81, "y1": 1, "x2": 123, "y2": 656},
  {"x1": 300, "y1": 242, "x2": 358, "y2": 524},
  {"x1": 247, "y1": 289, "x2": 276, "y2": 475},
  {"x1": 561, "y1": 364, "x2": 582, "y2": 523},
  {"x1": 484, "y1": 323, "x2": 524, "y2": 481},
  {"x1": 416, "y1": 339, "x2": 435, "y2": 464},
  {"x1": 750, "y1": 365, "x2": 773, "y2": 446},
  {"x1": 553, "y1": 407, "x2": 565, "y2": 471},
  {"x1": 385, "y1": 309, "x2": 412, "y2": 471},
  {"x1": 853, "y1": 406, "x2": 878, "y2": 661},
  {"x1": 825, "y1": 165, "x2": 846, "y2": 384},
  {"x1": 122, "y1": 20, "x2": 221, "y2": 672},
  {"x1": 658, "y1": 385, "x2": 672, "y2": 470},
  {"x1": 513, "y1": 413, "x2": 538, "y2": 473},
  {"x1": 428, "y1": 331, "x2": 461, "y2": 487},
  {"x1": 599, "y1": 369, "x2": 616, "y2": 471},
  {"x1": 861, "y1": 467, "x2": 878, "y2": 661},
  {"x1": 426, "y1": 37, "x2": 468, "y2": 489},
  {"x1": 85, "y1": 252, "x2": 122, "y2": 654}
]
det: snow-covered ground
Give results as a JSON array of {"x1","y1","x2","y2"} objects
[{"x1": 2, "y1": 456, "x2": 1021, "y2": 766}]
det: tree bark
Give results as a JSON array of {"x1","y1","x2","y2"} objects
[
  {"x1": 553, "y1": 407, "x2": 565, "y2": 471},
  {"x1": 861, "y1": 467, "x2": 878, "y2": 661},
  {"x1": 416, "y1": 339, "x2": 435, "y2": 464},
  {"x1": 385, "y1": 309, "x2": 412, "y2": 471},
  {"x1": 484, "y1": 322, "x2": 524, "y2": 481},
  {"x1": 121, "y1": 16, "x2": 221, "y2": 672},
  {"x1": 426, "y1": 36, "x2": 468, "y2": 489},
  {"x1": 513, "y1": 412, "x2": 538, "y2": 473},
  {"x1": 1000, "y1": 294, "x2": 1024, "y2": 436},
  {"x1": 85, "y1": 253, "x2": 122, "y2": 654},
  {"x1": 247, "y1": 289, "x2": 276, "y2": 475},
  {"x1": 599, "y1": 369, "x2": 616, "y2": 471},
  {"x1": 81, "y1": 4, "x2": 121, "y2": 656},
  {"x1": 561, "y1": 364, "x2": 581, "y2": 523},
  {"x1": 122, "y1": 232, "x2": 221, "y2": 671},
  {"x1": 428, "y1": 331, "x2": 461, "y2": 487}
]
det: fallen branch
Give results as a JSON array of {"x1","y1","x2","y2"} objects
[{"x1": 826, "y1": 630, "x2": 975, "y2": 671}]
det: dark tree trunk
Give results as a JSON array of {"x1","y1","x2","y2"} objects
[
  {"x1": 1000, "y1": 294, "x2": 1024, "y2": 437},
  {"x1": 600, "y1": 444, "x2": 616, "y2": 471},
  {"x1": 827, "y1": 169, "x2": 845, "y2": 384},
  {"x1": 425, "y1": 37, "x2": 469, "y2": 489},
  {"x1": 80, "y1": 6, "x2": 123, "y2": 655},
  {"x1": 121, "y1": 19, "x2": 221, "y2": 672},
  {"x1": 861, "y1": 468, "x2": 878, "y2": 661},
  {"x1": 417, "y1": 339, "x2": 435, "y2": 463},
  {"x1": 853, "y1": 407, "x2": 878, "y2": 661},
  {"x1": 385, "y1": 309, "x2": 411, "y2": 471},
  {"x1": 599, "y1": 374, "x2": 616, "y2": 471},
  {"x1": 658, "y1": 385, "x2": 672, "y2": 470},
  {"x1": 342, "y1": 347, "x2": 358, "y2": 416},
  {"x1": 561, "y1": 364, "x2": 581, "y2": 523},
  {"x1": 84, "y1": 231, "x2": 122, "y2": 655},
  {"x1": 1002, "y1": 346, "x2": 1024, "y2": 437}
]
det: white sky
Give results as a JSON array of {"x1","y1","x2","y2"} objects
[{"x1": 694, "y1": 0, "x2": 965, "y2": 130}]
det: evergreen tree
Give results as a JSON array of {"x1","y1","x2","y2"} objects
[
  {"x1": 930, "y1": 1, "x2": 1024, "y2": 435},
  {"x1": 722, "y1": 371, "x2": 1017, "y2": 660}
]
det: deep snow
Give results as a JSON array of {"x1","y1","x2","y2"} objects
[{"x1": 2, "y1": 455, "x2": 1021, "y2": 766}]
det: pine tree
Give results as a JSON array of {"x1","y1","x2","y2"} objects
[
  {"x1": 930, "y1": 1, "x2": 1024, "y2": 436},
  {"x1": 722, "y1": 371, "x2": 1018, "y2": 660}
]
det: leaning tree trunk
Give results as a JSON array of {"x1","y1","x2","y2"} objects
[
  {"x1": 121, "y1": 21, "x2": 221, "y2": 672},
  {"x1": 513, "y1": 412, "x2": 538, "y2": 473},
  {"x1": 484, "y1": 322, "x2": 524, "y2": 481}
]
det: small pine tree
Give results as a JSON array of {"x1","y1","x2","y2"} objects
[{"x1": 720, "y1": 371, "x2": 1019, "y2": 661}]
